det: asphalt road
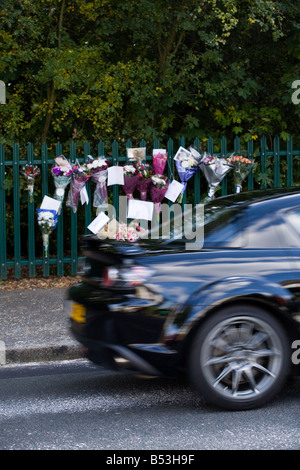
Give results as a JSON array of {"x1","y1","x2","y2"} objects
[{"x1": 0, "y1": 359, "x2": 299, "y2": 451}]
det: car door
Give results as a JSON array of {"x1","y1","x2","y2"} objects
[{"x1": 277, "y1": 206, "x2": 300, "y2": 319}]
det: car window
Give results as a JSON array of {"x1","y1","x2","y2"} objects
[
  {"x1": 244, "y1": 205, "x2": 284, "y2": 249},
  {"x1": 203, "y1": 206, "x2": 242, "y2": 247},
  {"x1": 284, "y1": 208, "x2": 300, "y2": 236},
  {"x1": 279, "y1": 207, "x2": 300, "y2": 247},
  {"x1": 156, "y1": 201, "x2": 243, "y2": 248}
]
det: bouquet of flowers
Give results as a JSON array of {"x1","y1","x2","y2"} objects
[
  {"x1": 52, "y1": 155, "x2": 73, "y2": 207},
  {"x1": 122, "y1": 165, "x2": 139, "y2": 200},
  {"x1": 152, "y1": 149, "x2": 167, "y2": 175},
  {"x1": 87, "y1": 156, "x2": 109, "y2": 209},
  {"x1": 66, "y1": 163, "x2": 91, "y2": 212},
  {"x1": 37, "y1": 208, "x2": 58, "y2": 257},
  {"x1": 174, "y1": 147, "x2": 199, "y2": 203},
  {"x1": 21, "y1": 164, "x2": 40, "y2": 203},
  {"x1": 199, "y1": 153, "x2": 233, "y2": 199},
  {"x1": 114, "y1": 223, "x2": 140, "y2": 242},
  {"x1": 231, "y1": 154, "x2": 254, "y2": 193},
  {"x1": 135, "y1": 162, "x2": 154, "y2": 200},
  {"x1": 149, "y1": 174, "x2": 169, "y2": 219}
]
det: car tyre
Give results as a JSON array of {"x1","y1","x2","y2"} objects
[{"x1": 188, "y1": 305, "x2": 290, "y2": 410}]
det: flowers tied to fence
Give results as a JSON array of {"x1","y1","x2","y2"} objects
[
  {"x1": 114, "y1": 223, "x2": 140, "y2": 242},
  {"x1": 87, "y1": 156, "x2": 109, "y2": 210},
  {"x1": 152, "y1": 149, "x2": 167, "y2": 175},
  {"x1": 231, "y1": 154, "x2": 254, "y2": 193},
  {"x1": 37, "y1": 208, "x2": 58, "y2": 257},
  {"x1": 174, "y1": 146, "x2": 200, "y2": 203},
  {"x1": 199, "y1": 153, "x2": 233, "y2": 199},
  {"x1": 20, "y1": 145, "x2": 256, "y2": 251},
  {"x1": 122, "y1": 165, "x2": 139, "y2": 200},
  {"x1": 135, "y1": 162, "x2": 154, "y2": 200},
  {"x1": 20, "y1": 164, "x2": 40, "y2": 203},
  {"x1": 52, "y1": 155, "x2": 73, "y2": 208},
  {"x1": 66, "y1": 162, "x2": 91, "y2": 212},
  {"x1": 150, "y1": 174, "x2": 169, "y2": 219}
]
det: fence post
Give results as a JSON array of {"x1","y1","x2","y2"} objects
[
  {"x1": 126, "y1": 139, "x2": 132, "y2": 163},
  {"x1": 260, "y1": 136, "x2": 267, "y2": 189},
  {"x1": 220, "y1": 136, "x2": 227, "y2": 196},
  {"x1": 53, "y1": 142, "x2": 64, "y2": 276},
  {"x1": 247, "y1": 139, "x2": 254, "y2": 190},
  {"x1": 41, "y1": 142, "x2": 50, "y2": 276},
  {"x1": 178, "y1": 136, "x2": 186, "y2": 205},
  {"x1": 70, "y1": 141, "x2": 78, "y2": 275},
  {"x1": 193, "y1": 137, "x2": 201, "y2": 205},
  {"x1": 274, "y1": 135, "x2": 280, "y2": 188},
  {"x1": 166, "y1": 137, "x2": 174, "y2": 181},
  {"x1": 0, "y1": 144, "x2": 7, "y2": 279},
  {"x1": 13, "y1": 143, "x2": 21, "y2": 278},
  {"x1": 84, "y1": 141, "x2": 92, "y2": 232},
  {"x1": 27, "y1": 142, "x2": 36, "y2": 277},
  {"x1": 287, "y1": 135, "x2": 293, "y2": 187},
  {"x1": 97, "y1": 140, "x2": 105, "y2": 157},
  {"x1": 112, "y1": 140, "x2": 119, "y2": 219}
]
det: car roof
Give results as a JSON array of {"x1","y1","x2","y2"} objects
[{"x1": 205, "y1": 187, "x2": 300, "y2": 210}]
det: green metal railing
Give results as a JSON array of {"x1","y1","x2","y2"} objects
[{"x1": 0, "y1": 135, "x2": 299, "y2": 280}]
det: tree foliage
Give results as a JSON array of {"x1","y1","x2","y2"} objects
[{"x1": 1, "y1": 0, "x2": 300, "y2": 149}]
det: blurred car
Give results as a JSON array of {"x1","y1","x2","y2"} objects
[{"x1": 67, "y1": 188, "x2": 300, "y2": 410}]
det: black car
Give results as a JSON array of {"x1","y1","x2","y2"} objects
[{"x1": 68, "y1": 188, "x2": 300, "y2": 410}]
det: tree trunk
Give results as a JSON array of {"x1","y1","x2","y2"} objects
[
  {"x1": 41, "y1": 85, "x2": 56, "y2": 144},
  {"x1": 41, "y1": 0, "x2": 65, "y2": 143}
]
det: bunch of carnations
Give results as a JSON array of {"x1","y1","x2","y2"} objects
[
  {"x1": 231, "y1": 154, "x2": 253, "y2": 193},
  {"x1": 36, "y1": 209, "x2": 58, "y2": 257},
  {"x1": 122, "y1": 165, "x2": 139, "y2": 200},
  {"x1": 66, "y1": 163, "x2": 91, "y2": 212},
  {"x1": 135, "y1": 162, "x2": 154, "y2": 200},
  {"x1": 149, "y1": 174, "x2": 169, "y2": 219},
  {"x1": 52, "y1": 157, "x2": 73, "y2": 207},
  {"x1": 21, "y1": 164, "x2": 40, "y2": 203},
  {"x1": 87, "y1": 156, "x2": 109, "y2": 209}
]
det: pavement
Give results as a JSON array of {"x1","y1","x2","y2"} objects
[{"x1": 0, "y1": 286, "x2": 83, "y2": 365}]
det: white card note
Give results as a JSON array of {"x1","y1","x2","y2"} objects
[
  {"x1": 127, "y1": 199, "x2": 154, "y2": 221},
  {"x1": 87, "y1": 212, "x2": 110, "y2": 234},
  {"x1": 107, "y1": 166, "x2": 124, "y2": 186}
]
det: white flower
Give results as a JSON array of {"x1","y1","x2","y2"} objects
[
  {"x1": 151, "y1": 175, "x2": 167, "y2": 187},
  {"x1": 38, "y1": 211, "x2": 53, "y2": 220},
  {"x1": 124, "y1": 165, "x2": 136, "y2": 174},
  {"x1": 179, "y1": 155, "x2": 197, "y2": 168},
  {"x1": 87, "y1": 158, "x2": 107, "y2": 170}
]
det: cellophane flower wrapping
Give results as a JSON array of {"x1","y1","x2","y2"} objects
[
  {"x1": 21, "y1": 164, "x2": 40, "y2": 203},
  {"x1": 52, "y1": 166, "x2": 73, "y2": 205},
  {"x1": 152, "y1": 150, "x2": 167, "y2": 175},
  {"x1": 231, "y1": 155, "x2": 254, "y2": 193},
  {"x1": 175, "y1": 153, "x2": 198, "y2": 202},
  {"x1": 37, "y1": 208, "x2": 58, "y2": 257},
  {"x1": 135, "y1": 162, "x2": 154, "y2": 200},
  {"x1": 66, "y1": 164, "x2": 91, "y2": 212},
  {"x1": 87, "y1": 157, "x2": 109, "y2": 208},
  {"x1": 122, "y1": 165, "x2": 139, "y2": 199},
  {"x1": 150, "y1": 174, "x2": 169, "y2": 217},
  {"x1": 199, "y1": 153, "x2": 233, "y2": 198}
]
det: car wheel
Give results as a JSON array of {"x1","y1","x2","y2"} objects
[{"x1": 188, "y1": 305, "x2": 290, "y2": 410}]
